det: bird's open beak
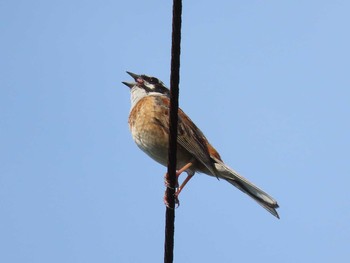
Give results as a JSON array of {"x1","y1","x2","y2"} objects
[{"x1": 122, "y1": 71, "x2": 141, "y2": 89}]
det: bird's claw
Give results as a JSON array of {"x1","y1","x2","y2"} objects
[{"x1": 164, "y1": 192, "x2": 180, "y2": 209}]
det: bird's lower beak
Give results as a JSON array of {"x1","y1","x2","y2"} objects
[{"x1": 122, "y1": 81, "x2": 136, "y2": 89}]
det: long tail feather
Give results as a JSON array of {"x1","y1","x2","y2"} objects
[{"x1": 213, "y1": 158, "x2": 280, "y2": 218}]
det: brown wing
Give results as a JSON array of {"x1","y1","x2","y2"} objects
[{"x1": 154, "y1": 96, "x2": 221, "y2": 176}]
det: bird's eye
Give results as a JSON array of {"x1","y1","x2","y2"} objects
[{"x1": 149, "y1": 77, "x2": 157, "y2": 83}]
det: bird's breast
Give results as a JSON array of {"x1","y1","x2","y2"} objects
[{"x1": 128, "y1": 96, "x2": 170, "y2": 166}]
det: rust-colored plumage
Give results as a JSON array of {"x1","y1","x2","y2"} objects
[{"x1": 123, "y1": 71, "x2": 280, "y2": 218}]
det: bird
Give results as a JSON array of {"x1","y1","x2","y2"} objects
[{"x1": 122, "y1": 71, "x2": 280, "y2": 218}]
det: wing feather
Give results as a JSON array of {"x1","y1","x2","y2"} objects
[{"x1": 155, "y1": 96, "x2": 219, "y2": 176}]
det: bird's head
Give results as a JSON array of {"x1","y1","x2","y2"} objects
[{"x1": 122, "y1": 71, "x2": 170, "y2": 96}]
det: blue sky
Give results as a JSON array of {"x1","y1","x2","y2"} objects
[{"x1": 1, "y1": 1, "x2": 350, "y2": 262}]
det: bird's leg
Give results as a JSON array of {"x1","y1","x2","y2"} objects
[
  {"x1": 175, "y1": 174, "x2": 194, "y2": 198},
  {"x1": 164, "y1": 162, "x2": 193, "y2": 208},
  {"x1": 164, "y1": 162, "x2": 193, "y2": 189}
]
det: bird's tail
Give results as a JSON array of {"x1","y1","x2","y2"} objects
[{"x1": 212, "y1": 158, "x2": 280, "y2": 218}]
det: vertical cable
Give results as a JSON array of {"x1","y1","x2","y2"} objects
[{"x1": 164, "y1": 0, "x2": 182, "y2": 262}]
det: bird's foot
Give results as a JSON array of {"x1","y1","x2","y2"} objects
[
  {"x1": 164, "y1": 172, "x2": 179, "y2": 189},
  {"x1": 163, "y1": 191, "x2": 180, "y2": 209}
]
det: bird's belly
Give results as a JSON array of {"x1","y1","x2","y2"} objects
[
  {"x1": 130, "y1": 120, "x2": 194, "y2": 172},
  {"x1": 129, "y1": 96, "x2": 195, "y2": 172},
  {"x1": 131, "y1": 120, "x2": 169, "y2": 166}
]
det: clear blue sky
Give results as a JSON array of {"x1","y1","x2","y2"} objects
[{"x1": 1, "y1": 1, "x2": 349, "y2": 262}]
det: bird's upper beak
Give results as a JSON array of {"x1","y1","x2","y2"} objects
[
  {"x1": 126, "y1": 71, "x2": 141, "y2": 81},
  {"x1": 122, "y1": 71, "x2": 141, "y2": 89}
]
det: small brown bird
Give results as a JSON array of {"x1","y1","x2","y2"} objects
[{"x1": 123, "y1": 71, "x2": 279, "y2": 218}]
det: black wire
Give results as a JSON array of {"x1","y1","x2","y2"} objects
[{"x1": 164, "y1": 0, "x2": 182, "y2": 262}]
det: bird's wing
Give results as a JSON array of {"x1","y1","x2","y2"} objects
[{"x1": 155, "y1": 96, "x2": 219, "y2": 176}]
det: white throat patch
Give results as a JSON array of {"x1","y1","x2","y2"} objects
[{"x1": 130, "y1": 86, "x2": 165, "y2": 110}]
